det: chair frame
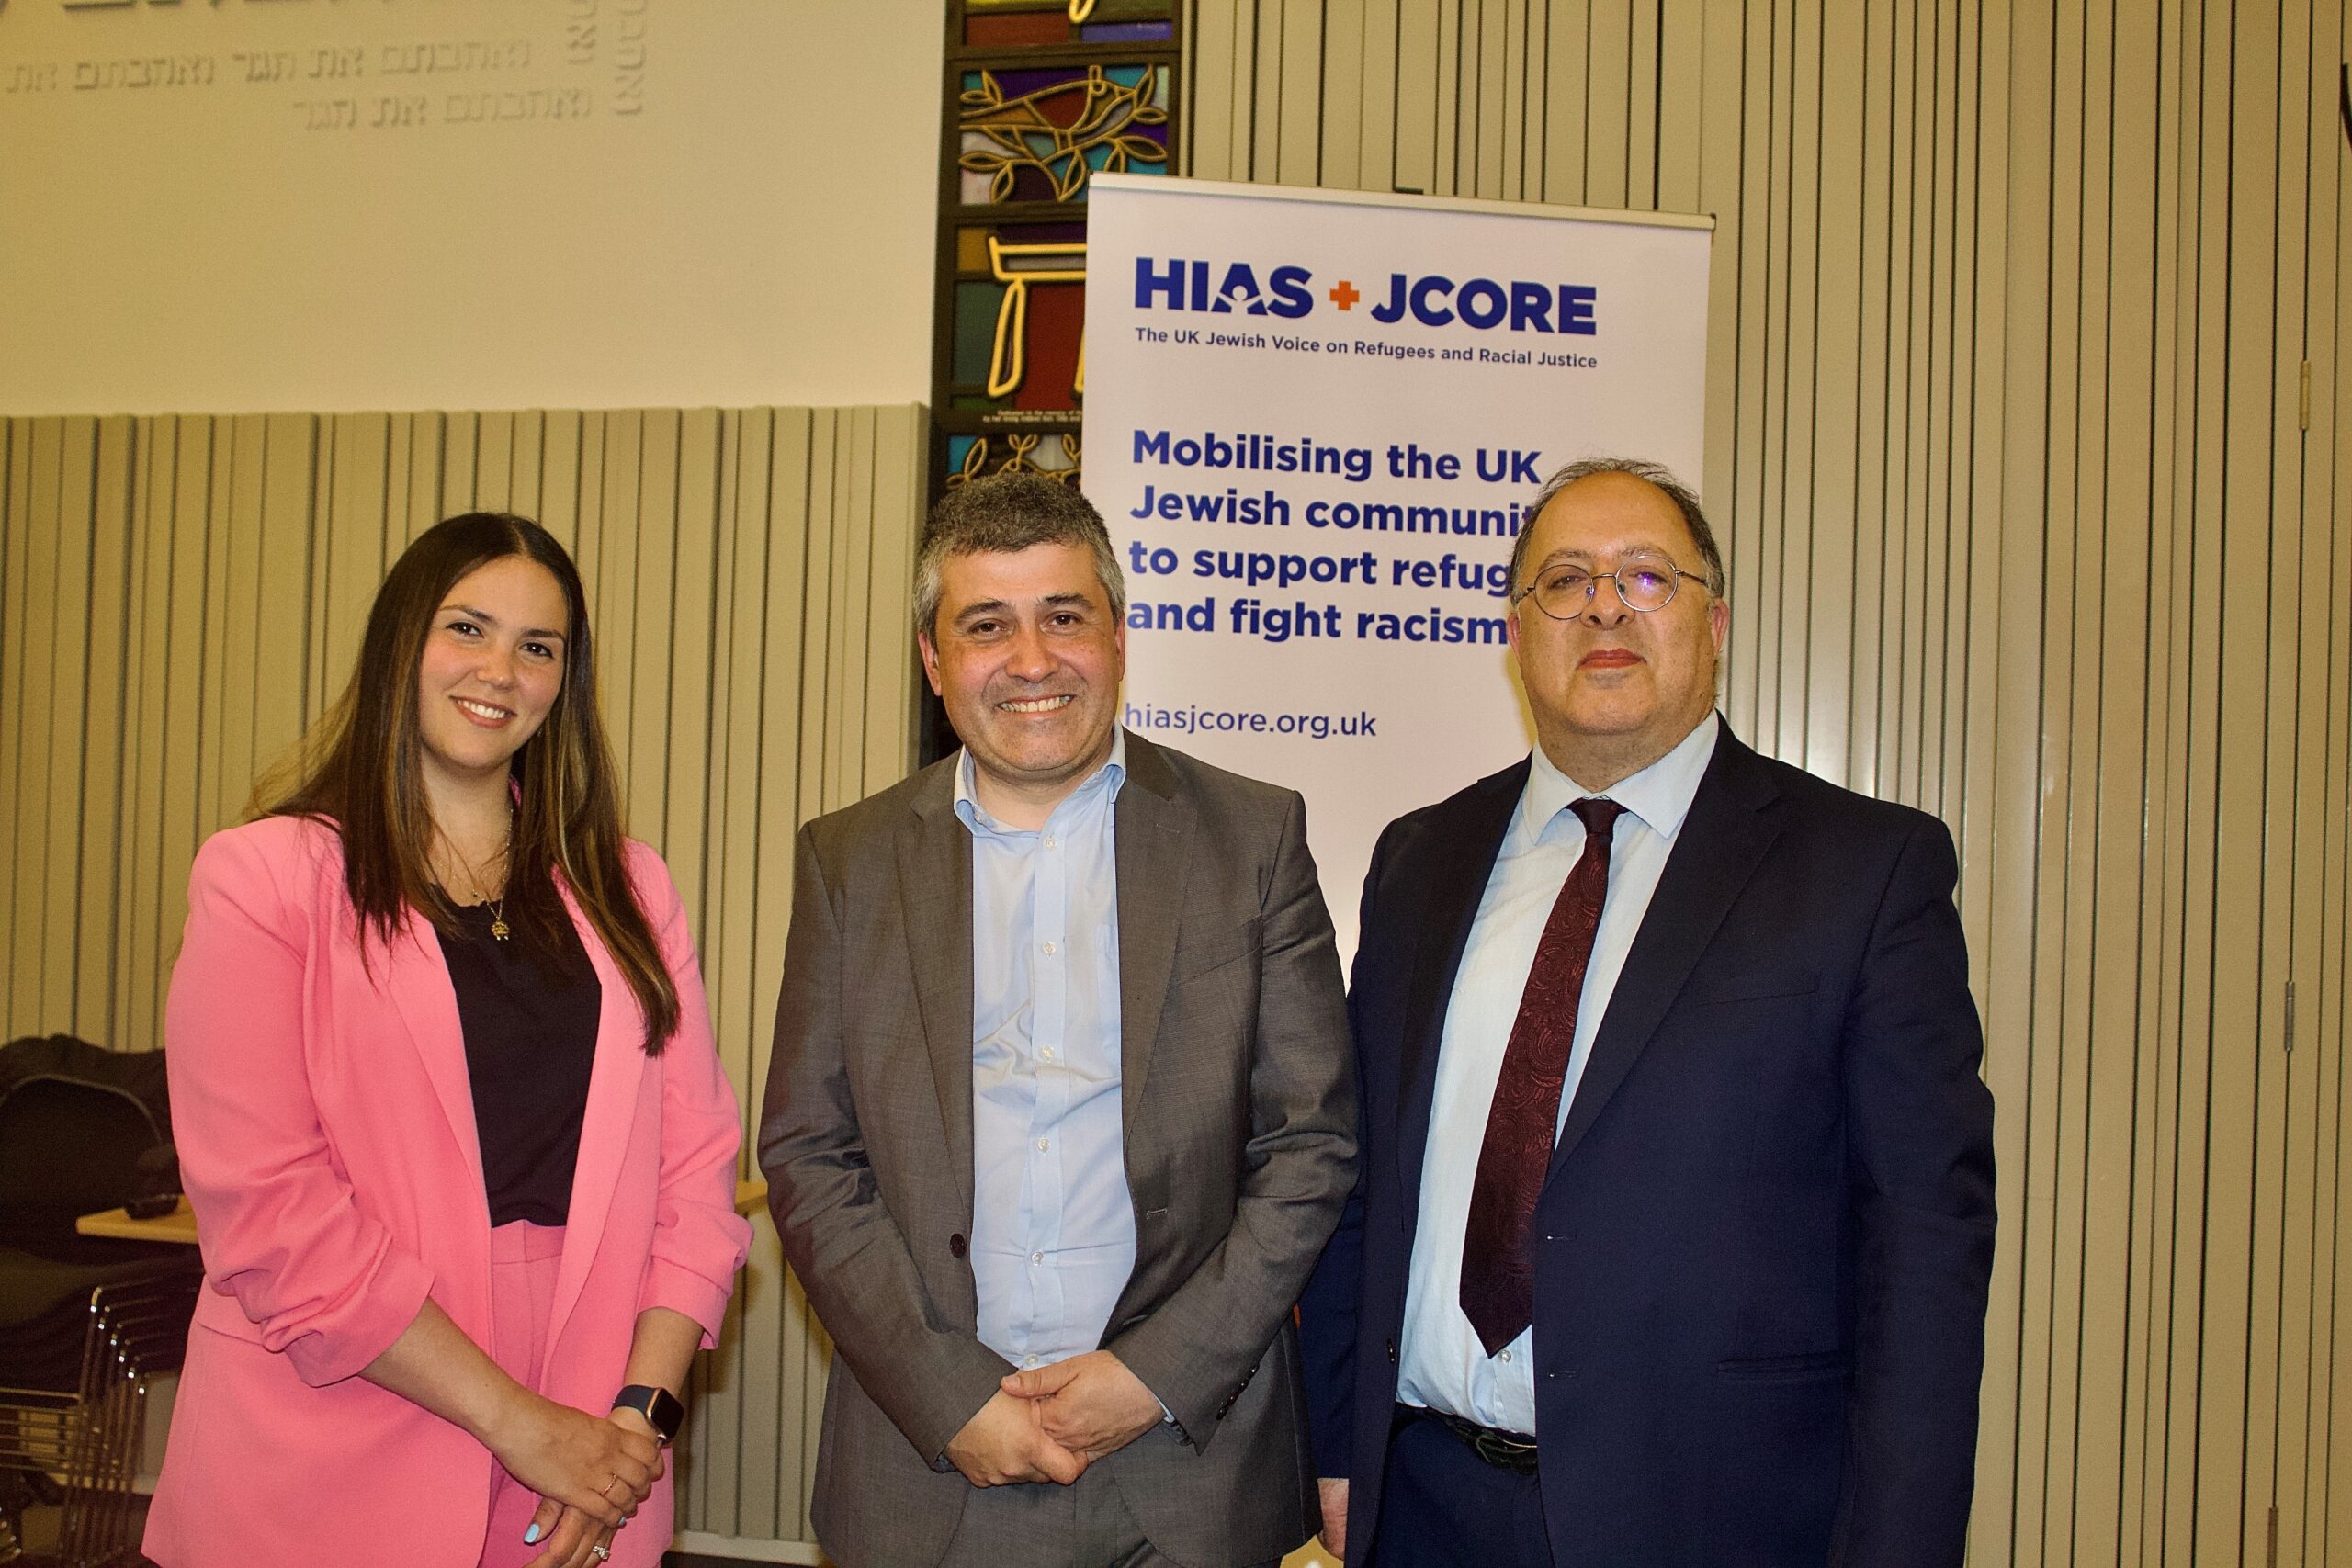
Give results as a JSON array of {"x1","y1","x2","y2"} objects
[{"x1": 0, "y1": 1267, "x2": 198, "y2": 1567}]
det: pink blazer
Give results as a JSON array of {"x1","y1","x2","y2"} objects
[{"x1": 144, "y1": 816, "x2": 752, "y2": 1567}]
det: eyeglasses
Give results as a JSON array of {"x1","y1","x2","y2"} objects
[{"x1": 1514, "y1": 553, "x2": 1710, "y2": 619}]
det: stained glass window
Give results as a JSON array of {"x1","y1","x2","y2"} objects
[
  {"x1": 958, "y1": 63, "x2": 1170, "y2": 205},
  {"x1": 962, "y1": 0, "x2": 1176, "y2": 49},
  {"x1": 925, "y1": 2, "x2": 1182, "y2": 758}
]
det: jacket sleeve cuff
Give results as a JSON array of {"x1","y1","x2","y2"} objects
[
  {"x1": 275, "y1": 1248, "x2": 435, "y2": 1388},
  {"x1": 638, "y1": 1255, "x2": 738, "y2": 1348}
]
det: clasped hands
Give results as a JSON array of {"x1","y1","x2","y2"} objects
[
  {"x1": 944, "y1": 1349, "x2": 1162, "y2": 1488},
  {"x1": 492, "y1": 1394, "x2": 665, "y2": 1568}
]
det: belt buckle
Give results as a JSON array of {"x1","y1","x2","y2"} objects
[{"x1": 1470, "y1": 1427, "x2": 1537, "y2": 1472}]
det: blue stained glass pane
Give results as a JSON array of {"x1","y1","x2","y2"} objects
[
  {"x1": 948, "y1": 435, "x2": 980, "y2": 470},
  {"x1": 1105, "y1": 66, "x2": 1148, "y2": 89},
  {"x1": 1082, "y1": 22, "x2": 1175, "y2": 41}
]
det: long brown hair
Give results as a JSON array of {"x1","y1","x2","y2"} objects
[{"x1": 254, "y1": 512, "x2": 681, "y2": 1052}]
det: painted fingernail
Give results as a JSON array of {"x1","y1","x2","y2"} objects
[{"x1": 522, "y1": 1522, "x2": 543, "y2": 1544}]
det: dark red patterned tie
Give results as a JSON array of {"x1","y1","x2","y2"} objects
[{"x1": 1460, "y1": 796, "x2": 1625, "y2": 1357}]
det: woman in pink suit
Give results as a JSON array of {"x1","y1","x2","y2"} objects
[{"x1": 148, "y1": 513, "x2": 752, "y2": 1568}]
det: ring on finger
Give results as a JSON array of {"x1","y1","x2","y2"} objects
[{"x1": 590, "y1": 1546, "x2": 611, "y2": 1562}]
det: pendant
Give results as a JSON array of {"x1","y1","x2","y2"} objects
[{"x1": 490, "y1": 917, "x2": 510, "y2": 942}]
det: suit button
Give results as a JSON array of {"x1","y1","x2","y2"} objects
[
  {"x1": 949, "y1": 1234, "x2": 967, "y2": 1258},
  {"x1": 1385, "y1": 1339, "x2": 1398, "y2": 1365}
]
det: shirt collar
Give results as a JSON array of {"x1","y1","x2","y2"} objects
[
  {"x1": 1516, "y1": 711, "x2": 1720, "y2": 848},
  {"x1": 954, "y1": 727, "x2": 1129, "y2": 836}
]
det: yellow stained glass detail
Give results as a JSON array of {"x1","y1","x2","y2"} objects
[
  {"x1": 959, "y1": 64, "x2": 1167, "y2": 204},
  {"x1": 986, "y1": 235, "x2": 1088, "y2": 400},
  {"x1": 951, "y1": 433, "x2": 1084, "y2": 490}
]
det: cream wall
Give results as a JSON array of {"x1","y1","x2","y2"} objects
[{"x1": 0, "y1": 0, "x2": 940, "y2": 415}]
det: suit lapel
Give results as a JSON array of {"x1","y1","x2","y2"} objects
[
  {"x1": 1396, "y1": 761, "x2": 1525, "y2": 1214},
  {"x1": 383, "y1": 909, "x2": 488, "y2": 1198},
  {"x1": 1114, "y1": 738, "x2": 1192, "y2": 1147},
  {"x1": 545, "y1": 877, "x2": 650, "y2": 1371},
  {"x1": 899, "y1": 768, "x2": 978, "y2": 1219},
  {"x1": 1545, "y1": 730, "x2": 1781, "y2": 1180}
]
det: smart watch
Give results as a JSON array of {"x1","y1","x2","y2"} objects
[{"x1": 610, "y1": 1383, "x2": 685, "y2": 1447}]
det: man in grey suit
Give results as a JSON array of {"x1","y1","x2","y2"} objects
[{"x1": 759, "y1": 473, "x2": 1358, "y2": 1568}]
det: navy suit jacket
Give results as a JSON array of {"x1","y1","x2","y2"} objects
[{"x1": 1298, "y1": 721, "x2": 1996, "y2": 1567}]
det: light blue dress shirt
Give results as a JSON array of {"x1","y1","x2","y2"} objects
[
  {"x1": 1397, "y1": 714, "x2": 1720, "y2": 1434},
  {"x1": 955, "y1": 732, "x2": 1136, "y2": 1373}
]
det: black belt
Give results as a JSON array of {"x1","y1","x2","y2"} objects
[{"x1": 1400, "y1": 1404, "x2": 1539, "y2": 1474}]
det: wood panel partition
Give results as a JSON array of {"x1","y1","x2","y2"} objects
[
  {"x1": 0, "y1": 405, "x2": 922, "y2": 1560},
  {"x1": 1179, "y1": 2, "x2": 2350, "y2": 1562}
]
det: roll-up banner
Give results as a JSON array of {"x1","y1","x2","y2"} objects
[{"x1": 1083, "y1": 174, "x2": 1713, "y2": 959}]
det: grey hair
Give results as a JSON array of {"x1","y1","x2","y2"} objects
[
  {"x1": 1510, "y1": 457, "x2": 1727, "y2": 600},
  {"x1": 914, "y1": 473, "x2": 1128, "y2": 638}
]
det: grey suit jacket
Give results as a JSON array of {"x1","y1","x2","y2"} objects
[{"x1": 758, "y1": 733, "x2": 1358, "y2": 1568}]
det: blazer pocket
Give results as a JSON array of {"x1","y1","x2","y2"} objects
[
  {"x1": 1715, "y1": 1348, "x2": 1850, "y2": 1382},
  {"x1": 1171, "y1": 914, "x2": 1264, "y2": 983},
  {"x1": 1681, "y1": 969, "x2": 1821, "y2": 1007}
]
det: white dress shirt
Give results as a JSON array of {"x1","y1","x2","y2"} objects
[
  {"x1": 954, "y1": 732, "x2": 1136, "y2": 1372},
  {"x1": 1396, "y1": 714, "x2": 1720, "y2": 1434}
]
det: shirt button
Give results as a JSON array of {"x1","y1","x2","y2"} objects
[
  {"x1": 1044, "y1": 835, "x2": 1057, "y2": 849},
  {"x1": 1040, "y1": 1046, "x2": 1055, "y2": 1061},
  {"x1": 1499, "y1": 1349, "x2": 1513, "y2": 1363},
  {"x1": 1042, "y1": 940, "x2": 1057, "y2": 955},
  {"x1": 1024, "y1": 1354, "x2": 1039, "y2": 1367},
  {"x1": 1031, "y1": 1251, "x2": 1044, "y2": 1264},
  {"x1": 1037, "y1": 1138, "x2": 1049, "y2": 1151}
]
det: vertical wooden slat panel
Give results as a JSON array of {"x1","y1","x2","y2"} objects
[
  {"x1": 439, "y1": 411, "x2": 479, "y2": 520},
  {"x1": 11, "y1": 418, "x2": 64, "y2": 1038},
  {"x1": 1539, "y1": 0, "x2": 1589, "y2": 207},
  {"x1": 824, "y1": 411, "x2": 876, "y2": 816},
  {"x1": 596, "y1": 412, "x2": 645, "y2": 783},
  {"x1": 627, "y1": 409, "x2": 682, "y2": 840},
  {"x1": 2064, "y1": 1, "x2": 2136, "y2": 1556},
  {"x1": 114, "y1": 419, "x2": 169, "y2": 1055},
  {"x1": 1276, "y1": 0, "x2": 1325, "y2": 185},
  {"x1": 1353, "y1": 0, "x2": 1399, "y2": 194},
  {"x1": 475, "y1": 410, "x2": 516, "y2": 512},
  {"x1": 753, "y1": 408, "x2": 817, "y2": 1540},
  {"x1": 707, "y1": 406, "x2": 777, "y2": 1539},
  {"x1": 155, "y1": 418, "x2": 217, "y2": 1030},
  {"x1": 1392, "y1": 0, "x2": 1441, "y2": 197},
  {"x1": 2297, "y1": 14, "x2": 2348, "y2": 1563},
  {"x1": 0, "y1": 421, "x2": 27, "y2": 1035},
  {"x1": 863, "y1": 409, "x2": 923, "y2": 795},
  {"x1": 1843, "y1": 2, "x2": 1893, "y2": 799},
  {"x1": 664, "y1": 408, "x2": 722, "y2": 919},
  {"x1": 537, "y1": 411, "x2": 581, "y2": 555},
  {"x1": 41, "y1": 417, "x2": 96, "y2": 1032},
  {"x1": 252, "y1": 415, "x2": 316, "y2": 795},
  {"x1": 1801, "y1": 0, "x2": 1861, "y2": 786},
  {"x1": 796, "y1": 411, "x2": 839, "y2": 824},
  {"x1": 1581, "y1": 0, "x2": 1630, "y2": 208},
  {"x1": 1317, "y1": 0, "x2": 1365, "y2": 191},
  {"x1": 74, "y1": 417, "x2": 134, "y2": 1042}
]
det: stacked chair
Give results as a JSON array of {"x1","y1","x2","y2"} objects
[{"x1": 0, "y1": 1035, "x2": 198, "y2": 1567}]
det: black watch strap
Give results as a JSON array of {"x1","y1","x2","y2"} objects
[{"x1": 611, "y1": 1383, "x2": 685, "y2": 1447}]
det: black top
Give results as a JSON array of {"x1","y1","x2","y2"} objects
[{"x1": 435, "y1": 897, "x2": 602, "y2": 1228}]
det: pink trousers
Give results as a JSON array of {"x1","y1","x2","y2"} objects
[{"x1": 472, "y1": 1223, "x2": 668, "y2": 1568}]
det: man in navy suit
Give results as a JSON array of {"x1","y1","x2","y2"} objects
[{"x1": 1299, "y1": 458, "x2": 1996, "y2": 1567}]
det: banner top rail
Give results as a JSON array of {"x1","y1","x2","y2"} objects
[{"x1": 1089, "y1": 172, "x2": 1715, "y2": 233}]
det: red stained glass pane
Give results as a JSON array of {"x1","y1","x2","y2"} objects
[
  {"x1": 1015, "y1": 282, "x2": 1084, "y2": 412},
  {"x1": 967, "y1": 14, "x2": 1069, "y2": 45}
]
